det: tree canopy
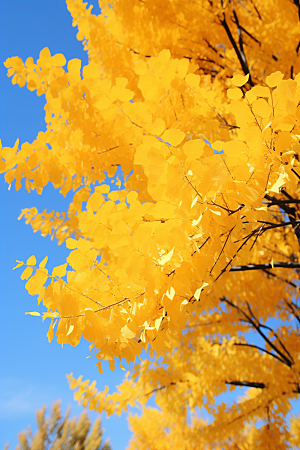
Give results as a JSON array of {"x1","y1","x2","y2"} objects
[
  {"x1": 5, "y1": 400, "x2": 111, "y2": 450},
  {"x1": 1, "y1": 0, "x2": 300, "y2": 448}
]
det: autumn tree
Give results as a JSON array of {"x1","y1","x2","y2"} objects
[
  {"x1": 4, "y1": 400, "x2": 111, "y2": 450},
  {"x1": 1, "y1": 0, "x2": 300, "y2": 448}
]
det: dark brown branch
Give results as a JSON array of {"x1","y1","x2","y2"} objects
[
  {"x1": 192, "y1": 236, "x2": 210, "y2": 255},
  {"x1": 210, "y1": 228, "x2": 233, "y2": 274},
  {"x1": 231, "y1": 17, "x2": 261, "y2": 45},
  {"x1": 232, "y1": 8, "x2": 247, "y2": 58},
  {"x1": 264, "y1": 193, "x2": 300, "y2": 244},
  {"x1": 226, "y1": 380, "x2": 265, "y2": 389},
  {"x1": 215, "y1": 230, "x2": 258, "y2": 282},
  {"x1": 219, "y1": 12, "x2": 254, "y2": 86},
  {"x1": 291, "y1": 168, "x2": 300, "y2": 179},
  {"x1": 292, "y1": 0, "x2": 300, "y2": 21},
  {"x1": 233, "y1": 342, "x2": 290, "y2": 365},
  {"x1": 285, "y1": 300, "x2": 300, "y2": 324},
  {"x1": 220, "y1": 297, "x2": 293, "y2": 367},
  {"x1": 262, "y1": 268, "x2": 299, "y2": 290},
  {"x1": 248, "y1": 0, "x2": 262, "y2": 20},
  {"x1": 229, "y1": 262, "x2": 300, "y2": 271},
  {"x1": 144, "y1": 381, "x2": 177, "y2": 397}
]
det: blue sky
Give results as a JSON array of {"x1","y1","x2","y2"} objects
[{"x1": 0, "y1": 1, "x2": 132, "y2": 449}]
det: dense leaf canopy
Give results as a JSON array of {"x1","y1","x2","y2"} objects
[{"x1": 1, "y1": 0, "x2": 300, "y2": 448}]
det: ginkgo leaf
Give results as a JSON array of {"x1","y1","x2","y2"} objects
[
  {"x1": 185, "y1": 73, "x2": 200, "y2": 87},
  {"x1": 227, "y1": 88, "x2": 243, "y2": 100},
  {"x1": 252, "y1": 98, "x2": 272, "y2": 118},
  {"x1": 21, "y1": 267, "x2": 33, "y2": 280},
  {"x1": 266, "y1": 71, "x2": 284, "y2": 87},
  {"x1": 13, "y1": 260, "x2": 24, "y2": 270},
  {"x1": 161, "y1": 129, "x2": 185, "y2": 146},
  {"x1": 191, "y1": 195, "x2": 198, "y2": 208},
  {"x1": 194, "y1": 283, "x2": 209, "y2": 300},
  {"x1": 251, "y1": 86, "x2": 270, "y2": 98},
  {"x1": 166, "y1": 286, "x2": 175, "y2": 300},
  {"x1": 51, "y1": 53, "x2": 66, "y2": 67},
  {"x1": 47, "y1": 320, "x2": 54, "y2": 343},
  {"x1": 269, "y1": 173, "x2": 288, "y2": 193},
  {"x1": 66, "y1": 238, "x2": 78, "y2": 250},
  {"x1": 52, "y1": 263, "x2": 68, "y2": 278},
  {"x1": 158, "y1": 247, "x2": 174, "y2": 265},
  {"x1": 232, "y1": 73, "x2": 249, "y2": 86},
  {"x1": 177, "y1": 58, "x2": 189, "y2": 79},
  {"x1": 66, "y1": 325, "x2": 75, "y2": 336},
  {"x1": 39, "y1": 256, "x2": 48, "y2": 269},
  {"x1": 26, "y1": 255, "x2": 36, "y2": 266}
]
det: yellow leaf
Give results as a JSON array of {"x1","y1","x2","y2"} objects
[
  {"x1": 227, "y1": 88, "x2": 243, "y2": 100},
  {"x1": 232, "y1": 73, "x2": 249, "y2": 87},
  {"x1": 13, "y1": 260, "x2": 24, "y2": 270},
  {"x1": 21, "y1": 267, "x2": 33, "y2": 280},
  {"x1": 158, "y1": 247, "x2": 174, "y2": 265},
  {"x1": 252, "y1": 98, "x2": 272, "y2": 118},
  {"x1": 67, "y1": 58, "x2": 81, "y2": 82},
  {"x1": 39, "y1": 256, "x2": 48, "y2": 269},
  {"x1": 67, "y1": 325, "x2": 74, "y2": 336},
  {"x1": 177, "y1": 58, "x2": 189, "y2": 79},
  {"x1": 245, "y1": 89, "x2": 257, "y2": 104},
  {"x1": 166, "y1": 286, "x2": 175, "y2": 300},
  {"x1": 96, "y1": 361, "x2": 103, "y2": 374},
  {"x1": 191, "y1": 195, "x2": 198, "y2": 208},
  {"x1": 52, "y1": 263, "x2": 68, "y2": 278},
  {"x1": 26, "y1": 255, "x2": 36, "y2": 266},
  {"x1": 158, "y1": 49, "x2": 171, "y2": 61},
  {"x1": 66, "y1": 238, "x2": 78, "y2": 250},
  {"x1": 269, "y1": 173, "x2": 288, "y2": 193},
  {"x1": 43, "y1": 312, "x2": 59, "y2": 319},
  {"x1": 25, "y1": 311, "x2": 41, "y2": 317},
  {"x1": 161, "y1": 129, "x2": 185, "y2": 146},
  {"x1": 194, "y1": 283, "x2": 209, "y2": 300},
  {"x1": 251, "y1": 86, "x2": 270, "y2": 98},
  {"x1": 185, "y1": 73, "x2": 200, "y2": 87},
  {"x1": 109, "y1": 359, "x2": 115, "y2": 372},
  {"x1": 126, "y1": 191, "x2": 139, "y2": 204},
  {"x1": 145, "y1": 118, "x2": 166, "y2": 136},
  {"x1": 51, "y1": 53, "x2": 66, "y2": 67},
  {"x1": 122, "y1": 325, "x2": 136, "y2": 339},
  {"x1": 47, "y1": 320, "x2": 54, "y2": 343},
  {"x1": 183, "y1": 139, "x2": 205, "y2": 162},
  {"x1": 266, "y1": 71, "x2": 284, "y2": 88},
  {"x1": 25, "y1": 270, "x2": 48, "y2": 296}
]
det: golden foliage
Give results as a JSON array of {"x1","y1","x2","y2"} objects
[
  {"x1": 2, "y1": 0, "x2": 300, "y2": 448},
  {"x1": 4, "y1": 400, "x2": 111, "y2": 450}
]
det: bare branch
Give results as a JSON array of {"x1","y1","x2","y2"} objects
[
  {"x1": 229, "y1": 262, "x2": 300, "y2": 272},
  {"x1": 226, "y1": 380, "x2": 265, "y2": 389},
  {"x1": 219, "y1": 12, "x2": 254, "y2": 86}
]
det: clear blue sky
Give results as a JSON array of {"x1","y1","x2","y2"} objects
[{"x1": 0, "y1": 1, "x2": 131, "y2": 449}]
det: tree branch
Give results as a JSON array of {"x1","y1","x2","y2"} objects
[
  {"x1": 229, "y1": 262, "x2": 300, "y2": 272},
  {"x1": 226, "y1": 380, "x2": 265, "y2": 389},
  {"x1": 220, "y1": 297, "x2": 293, "y2": 367},
  {"x1": 219, "y1": 12, "x2": 254, "y2": 86}
]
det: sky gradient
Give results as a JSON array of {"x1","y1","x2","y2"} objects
[{"x1": 0, "y1": 1, "x2": 131, "y2": 449}]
